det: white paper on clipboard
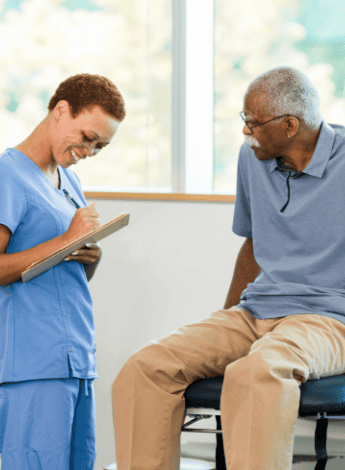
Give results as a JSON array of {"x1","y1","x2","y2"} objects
[{"x1": 21, "y1": 212, "x2": 130, "y2": 283}]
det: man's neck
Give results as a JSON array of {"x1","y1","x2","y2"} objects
[{"x1": 279, "y1": 125, "x2": 322, "y2": 172}]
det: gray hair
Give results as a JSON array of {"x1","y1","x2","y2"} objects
[{"x1": 247, "y1": 66, "x2": 322, "y2": 130}]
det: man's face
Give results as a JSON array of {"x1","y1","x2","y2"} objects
[
  {"x1": 51, "y1": 103, "x2": 120, "y2": 168},
  {"x1": 242, "y1": 93, "x2": 289, "y2": 161}
]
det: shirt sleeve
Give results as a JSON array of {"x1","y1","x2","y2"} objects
[
  {"x1": 232, "y1": 144, "x2": 252, "y2": 238},
  {"x1": 0, "y1": 163, "x2": 27, "y2": 234}
]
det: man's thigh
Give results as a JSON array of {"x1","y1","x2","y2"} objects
[
  {"x1": 250, "y1": 314, "x2": 345, "y2": 381},
  {"x1": 0, "y1": 378, "x2": 96, "y2": 470},
  {"x1": 133, "y1": 307, "x2": 261, "y2": 391}
]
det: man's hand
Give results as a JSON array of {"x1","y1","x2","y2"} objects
[{"x1": 64, "y1": 243, "x2": 102, "y2": 265}]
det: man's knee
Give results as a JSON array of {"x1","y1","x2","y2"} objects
[{"x1": 112, "y1": 341, "x2": 181, "y2": 394}]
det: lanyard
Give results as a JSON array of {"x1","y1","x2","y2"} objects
[{"x1": 280, "y1": 171, "x2": 292, "y2": 213}]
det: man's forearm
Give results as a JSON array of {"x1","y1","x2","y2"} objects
[{"x1": 224, "y1": 238, "x2": 261, "y2": 309}]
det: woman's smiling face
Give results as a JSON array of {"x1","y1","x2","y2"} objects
[{"x1": 50, "y1": 100, "x2": 120, "y2": 168}]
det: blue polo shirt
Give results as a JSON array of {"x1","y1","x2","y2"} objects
[
  {"x1": 233, "y1": 122, "x2": 345, "y2": 324},
  {"x1": 0, "y1": 149, "x2": 98, "y2": 383}
]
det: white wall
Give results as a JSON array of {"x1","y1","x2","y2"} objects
[{"x1": 88, "y1": 198, "x2": 345, "y2": 470}]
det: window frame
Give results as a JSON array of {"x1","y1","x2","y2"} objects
[{"x1": 83, "y1": 190, "x2": 235, "y2": 202}]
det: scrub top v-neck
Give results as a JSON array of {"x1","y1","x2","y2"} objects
[{"x1": 0, "y1": 148, "x2": 98, "y2": 383}]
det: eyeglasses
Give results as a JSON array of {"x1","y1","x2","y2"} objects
[{"x1": 239, "y1": 111, "x2": 294, "y2": 134}]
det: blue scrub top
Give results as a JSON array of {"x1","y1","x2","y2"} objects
[
  {"x1": 0, "y1": 149, "x2": 98, "y2": 383},
  {"x1": 233, "y1": 122, "x2": 345, "y2": 325}
]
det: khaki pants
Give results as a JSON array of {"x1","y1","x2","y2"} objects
[{"x1": 112, "y1": 307, "x2": 345, "y2": 470}]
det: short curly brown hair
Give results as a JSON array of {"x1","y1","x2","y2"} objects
[{"x1": 48, "y1": 74, "x2": 126, "y2": 121}]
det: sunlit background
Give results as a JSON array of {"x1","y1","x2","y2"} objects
[{"x1": 0, "y1": 0, "x2": 345, "y2": 194}]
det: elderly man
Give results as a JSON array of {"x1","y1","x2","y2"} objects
[{"x1": 112, "y1": 66, "x2": 345, "y2": 470}]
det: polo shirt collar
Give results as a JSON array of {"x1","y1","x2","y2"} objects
[{"x1": 269, "y1": 121, "x2": 336, "y2": 178}]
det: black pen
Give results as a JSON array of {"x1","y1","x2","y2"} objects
[{"x1": 63, "y1": 189, "x2": 80, "y2": 209}]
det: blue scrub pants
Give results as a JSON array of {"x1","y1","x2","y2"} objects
[{"x1": 0, "y1": 378, "x2": 96, "y2": 470}]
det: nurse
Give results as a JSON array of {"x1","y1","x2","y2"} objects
[{"x1": 0, "y1": 74, "x2": 125, "y2": 469}]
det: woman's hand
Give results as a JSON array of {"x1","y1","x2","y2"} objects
[
  {"x1": 64, "y1": 203, "x2": 100, "y2": 243},
  {"x1": 64, "y1": 243, "x2": 102, "y2": 264}
]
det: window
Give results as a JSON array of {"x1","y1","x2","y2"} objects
[
  {"x1": 0, "y1": 0, "x2": 172, "y2": 190},
  {"x1": 1, "y1": 0, "x2": 345, "y2": 195},
  {"x1": 213, "y1": 0, "x2": 345, "y2": 193}
]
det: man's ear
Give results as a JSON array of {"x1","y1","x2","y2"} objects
[{"x1": 286, "y1": 116, "x2": 299, "y2": 138}]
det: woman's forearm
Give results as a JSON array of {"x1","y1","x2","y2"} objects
[{"x1": 0, "y1": 232, "x2": 73, "y2": 286}]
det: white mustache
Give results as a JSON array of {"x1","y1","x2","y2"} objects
[{"x1": 245, "y1": 136, "x2": 260, "y2": 147}]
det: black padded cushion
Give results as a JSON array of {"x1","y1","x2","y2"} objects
[
  {"x1": 299, "y1": 373, "x2": 345, "y2": 417},
  {"x1": 184, "y1": 374, "x2": 345, "y2": 417},
  {"x1": 184, "y1": 376, "x2": 223, "y2": 410}
]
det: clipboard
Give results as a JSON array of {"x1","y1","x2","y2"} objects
[{"x1": 21, "y1": 212, "x2": 130, "y2": 283}]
